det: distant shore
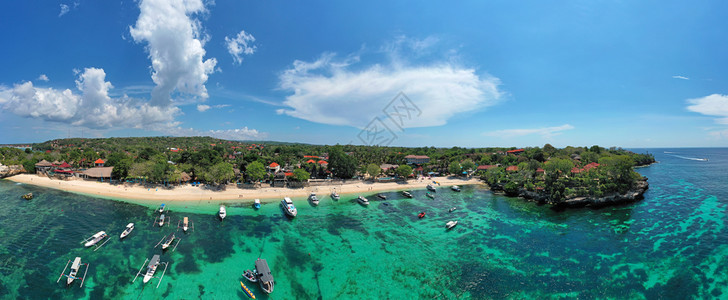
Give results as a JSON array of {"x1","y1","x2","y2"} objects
[{"x1": 5, "y1": 174, "x2": 482, "y2": 203}]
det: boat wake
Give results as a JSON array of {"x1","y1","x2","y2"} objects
[{"x1": 667, "y1": 154, "x2": 708, "y2": 161}]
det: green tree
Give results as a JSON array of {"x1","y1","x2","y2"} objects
[
  {"x1": 328, "y1": 146, "x2": 357, "y2": 179},
  {"x1": 245, "y1": 161, "x2": 266, "y2": 182},
  {"x1": 366, "y1": 163, "x2": 380, "y2": 179},
  {"x1": 291, "y1": 168, "x2": 310, "y2": 182},
  {"x1": 461, "y1": 159, "x2": 475, "y2": 172},
  {"x1": 448, "y1": 162, "x2": 462, "y2": 175},
  {"x1": 209, "y1": 162, "x2": 234, "y2": 184},
  {"x1": 396, "y1": 165, "x2": 413, "y2": 178},
  {"x1": 111, "y1": 158, "x2": 132, "y2": 179}
]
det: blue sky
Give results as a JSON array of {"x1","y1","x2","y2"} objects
[{"x1": 1, "y1": 1, "x2": 728, "y2": 148}]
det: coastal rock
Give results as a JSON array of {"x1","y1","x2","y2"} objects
[
  {"x1": 0, "y1": 164, "x2": 25, "y2": 178},
  {"x1": 560, "y1": 177, "x2": 649, "y2": 208}
]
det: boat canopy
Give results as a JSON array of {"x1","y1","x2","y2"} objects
[{"x1": 255, "y1": 259, "x2": 274, "y2": 283}]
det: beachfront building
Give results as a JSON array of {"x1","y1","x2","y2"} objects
[
  {"x1": 267, "y1": 162, "x2": 280, "y2": 173},
  {"x1": 404, "y1": 155, "x2": 430, "y2": 165},
  {"x1": 81, "y1": 166, "x2": 114, "y2": 181},
  {"x1": 94, "y1": 159, "x2": 105, "y2": 167},
  {"x1": 35, "y1": 160, "x2": 54, "y2": 174}
]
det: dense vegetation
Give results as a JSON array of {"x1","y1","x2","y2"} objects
[{"x1": 1, "y1": 138, "x2": 654, "y2": 198}]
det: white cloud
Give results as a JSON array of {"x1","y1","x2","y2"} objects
[
  {"x1": 164, "y1": 126, "x2": 265, "y2": 140},
  {"x1": 59, "y1": 4, "x2": 70, "y2": 17},
  {"x1": 37, "y1": 74, "x2": 49, "y2": 82},
  {"x1": 686, "y1": 94, "x2": 728, "y2": 124},
  {"x1": 277, "y1": 39, "x2": 501, "y2": 129},
  {"x1": 483, "y1": 124, "x2": 575, "y2": 138},
  {"x1": 672, "y1": 75, "x2": 690, "y2": 80},
  {"x1": 0, "y1": 68, "x2": 179, "y2": 129},
  {"x1": 129, "y1": 0, "x2": 217, "y2": 107},
  {"x1": 225, "y1": 30, "x2": 256, "y2": 65},
  {"x1": 197, "y1": 104, "x2": 210, "y2": 112}
]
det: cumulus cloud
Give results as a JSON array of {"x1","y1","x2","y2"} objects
[
  {"x1": 277, "y1": 38, "x2": 501, "y2": 128},
  {"x1": 59, "y1": 4, "x2": 70, "y2": 17},
  {"x1": 129, "y1": 0, "x2": 217, "y2": 107},
  {"x1": 672, "y1": 75, "x2": 690, "y2": 80},
  {"x1": 686, "y1": 94, "x2": 728, "y2": 124},
  {"x1": 0, "y1": 68, "x2": 179, "y2": 129},
  {"x1": 225, "y1": 30, "x2": 256, "y2": 65},
  {"x1": 483, "y1": 124, "x2": 575, "y2": 138},
  {"x1": 164, "y1": 126, "x2": 265, "y2": 140},
  {"x1": 37, "y1": 74, "x2": 49, "y2": 82},
  {"x1": 197, "y1": 104, "x2": 210, "y2": 112}
]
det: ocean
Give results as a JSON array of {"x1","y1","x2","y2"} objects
[{"x1": 0, "y1": 148, "x2": 726, "y2": 299}]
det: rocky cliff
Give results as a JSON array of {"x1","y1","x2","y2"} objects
[{"x1": 0, "y1": 164, "x2": 25, "y2": 178}]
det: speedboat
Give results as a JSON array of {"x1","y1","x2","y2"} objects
[
  {"x1": 308, "y1": 193, "x2": 319, "y2": 206},
  {"x1": 377, "y1": 193, "x2": 387, "y2": 199},
  {"x1": 158, "y1": 214, "x2": 166, "y2": 227},
  {"x1": 120, "y1": 223, "x2": 134, "y2": 239},
  {"x1": 451, "y1": 185, "x2": 461, "y2": 192},
  {"x1": 66, "y1": 257, "x2": 82, "y2": 286},
  {"x1": 255, "y1": 258, "x2": 274, "y2": 294},
  {"x1": 427, "y1": 184, "x2": 436, "y2": 192},
  {"x1": 357, "y1": 196, "x2": 369, "y2": 206},
  {"x1": 143, "y1": 255, "x2": 160, "y2": 283},
  {"x1": 158, "y1": 203, "x2": 166, "y2": 214},
  {"x1": 426, "y1": 192, "x2": 435, "y2": 199},
  {"x1": 281, "y1": 197, "x2": 297, "y2": 217},
  {"x1": 254, "y1": 199, "x2": 261, "y2": 209},
  {"x1": 402, "y1": 191, "x2": 413, "y2": 198},
  {"x1": 161, "y1": 233, "x2": 175, "y2": 250},
  {"x1": 446, "y1": 221, "x2": 458, "y2": 229},
  {"x1": 243, "y1": 269, "x2": 258, "y2": 282},
  {"x1": 418, "y1": 212, "x2": 426, "y2": 218},
  {"x1": 331, "y1": 191, "x2": 340, "y2": 200},
  {"x1": 219, "y1": 205, "x2": 227, "y2": 220},
  {"x1": 84, "y1": 231, "x2": 107, "y2": 247},
  {"x1": 449, "y1": 207, "x2": 457, "y2": 213}
]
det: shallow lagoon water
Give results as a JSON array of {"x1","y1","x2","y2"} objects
[{"x1": 0, "y1": 148, "x2": 727, "y2": 299}]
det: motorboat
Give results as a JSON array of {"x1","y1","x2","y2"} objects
[
  {"x1": 84, "y1": 231, "x2": 107, "y2": 247},
  {"x1": 418, "y1": 212, "x2": 426, "y2": 218},
  {"x1": 281, "y1": 197, "x2": 297, "y2": 217},
  {"x1": 331, "y1": 190, "x2": 340, "y2": 200},
  {"x1": 219, "y1": 205, "x2": 227, "y2": 220},
  {"x1": 426, "y1": 192, "x2": 435, "y2": 199},
  {"x1": 427, "y1": 184, "x2": 436, "y2": 192},
  {"x1": 402, "y1": 191, "x2": 413, "y2": 198},
  {"x1": 182, "y1": 217, "x2": 189, "y2": 232},
  {"x1": 308, "y1": 193, "x2": 319, "y2": 206},
  {"x1": 157, "y1": 203, "x2": 166, "y2": 214},
  {"x1": 161, "y1": 233, "x2": 176, "y2": 250},
  {"x1": 120, "y1": 223, "x2": 134, "y2": 239},
  {"x1": 449, "y1": 207, "x2": 457, "y2": 213},
  {"x1": 446, "y1": 221, "x2": 458, "y2": 229},
  {"x1": 143, "y1": 255, "x2": 161, "y2": 283},
  {"x1": 254, "y1": 199, "x2": 261, "y2": 209},
  {"x1": 66, "y1": 257, "x2": 82, "y2": 286},
  {"x1": 451, "y1": 185, "x2": 461, "y2": 192},
  {"x1": 57, "y1": 257, "x2": 89, "y2": 287},
  {"x1": 377, "y1": 193, "x2": 387, "y2": 199},
  {"x1": 158, "y1": 214, "x2": 166, "y2": 227},
  {"x1": 255, "y1": 258, "x2": 274, "y2": 294},
  {"x1": 357, "y1": 196, "x2": 369, "y2": 206},
  {"x1": 243, "y1": 269, "x2": 258, "y2": 282}
]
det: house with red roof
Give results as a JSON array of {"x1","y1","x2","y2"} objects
[
  {"x1": 477, "y1": 165, "x2": 498, "y2": 171},
  {"x1": 404, "y1": 155, "x2": 430, "y2": 165},
  {"x1": 506, "y1": 166, "x2": 519, "y2": 172},
  {"x1": 94, "y1": 159, "x2": 105, "y2": 167},
  {"x1": 268, "y1": 162, "x2": 280, "y2": 173},
  {"x1": 506, "y1": 149, "x2": 524, "y2": 155}
]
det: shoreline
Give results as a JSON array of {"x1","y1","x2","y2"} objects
[{"x1": 4, "y1": 174, "x2": 483, "y2": 204}]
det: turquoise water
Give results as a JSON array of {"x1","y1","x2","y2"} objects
[{"x1": 1, "y1": 148, "x2": 727, "y2": 299}]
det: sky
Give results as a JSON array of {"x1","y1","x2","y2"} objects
[{"x1": 1, "y1": 1, "x2": 728, "y2": 148}]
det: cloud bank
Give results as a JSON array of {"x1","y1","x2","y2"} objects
[
  {"x1": 225, "y1": 30, "x2": 256, "y2": 65},
  {"x1": 686, "y1": 94, "x2": 728, "y2": 124}
]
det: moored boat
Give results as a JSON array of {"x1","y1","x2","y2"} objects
[
  {"x1": 426, "y1": 192, "x2": 435, "y2": 199},
  {"x1": 158, "y1": 214, "x2": 166, "y2": 227},
  {"x1": 219, "y1": 205, "x2": 227, "y2": 220},
  {"x1": 377, "y1": 193, "x2": 387, "y2": 199},
  {"x1": 84, "y1": 231, "x2": 107, "y2": 247},
  {"x1": 449, "y1": 207, "x2": 457, "y2": 213},
  {"x1": 427, "y1": 184, "x2": 436, "y2": 192},
  {"x1": 182, "y1": 217, "x2": 189, "y2": 232},
  {"x1": 143, "y1": 255, "x2": 160, "y2": 283},
  {"x1": 451, "y1": 185, "x2": 461, "y2": 192},
  {"x1": 66, "y1": 257, "x2": 82, "y2": 286},
  {"x1": 357, "y1": 196, "x2": 369, "y2": 206},
  {"x1": 161, "y1": 233, "x2": 176, "y2": 250},
  {"x1": 120, "y1": 223, "x2": 134, "y2": 239},
  {"x1": 158, "y1": 203, "x2": 166, "y2": 214},
  {"x1": 308, "y1": 193, "x2": 319, "y2": 206},
  {"x1": 243, "y1": 269, "x2": 258, "y2": 282},
  {"x1": 281, "y1": 197, "x2": 297, "y2": 217},
  {"x1": 254, "y1": 199, "x2": 261, "y2": 209},
  {"x1": 418, "y1": 212, "x2": 426, "y2": 218},
  {"x1": 446, "y1": 221, "x2": 458, "y2": 229},
  {"x1": 331, "y1": 190, "x2": 340, "y2": 200},
  {"x1": 402, "y1": 191, "x2": 413, "y2": 198},
  {"x1": 255, "y1": 258, "x2": 274, "y2": 294},
  {"x1": 22, "y1": 192, "x2": 33, "y2": 200}
]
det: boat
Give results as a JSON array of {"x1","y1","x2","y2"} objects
[
  {"x1": 426, "y1": 192, "x2": 435, "y2": 199},
  {"x1": 254, "y1": 199, "x2": 261, "y2": 209},
  {"x1": 219, "y1": 205, "x2": 226, "y2": 220},
  {"x1": 21, "y1": 192, "x2": 33, "y2": 200},
  {"x1": 308, "y1": 193, "x2": 319, "y2": 206},
  {"x1": 402, "y1": 191, "x2": 413, "y2": 198},
  {"x1": 158, "y1": 214, "x2": 166, "y2": 227},
  {"x1": 157, "y1": 203, "x2": 166, "y2": 214},
  {"x1": 377, "y1": 193, "x2": 387, "y2": 199},
  {"x1": 255, "y1": 258, "x2": 274, "y2": 294},
  {"x1": 357, "y1": 196, "x2": 369, "y2": 206},
  {"x1": 182, "y1": 217, "x2": 189, "y2": 232},
  {"x1": 120, "y1": 223, "x2": 134, "y2": 239},
  {"x1": 281, "y1": 197, "x2": 297, "y2": 217},
  {"x1": 331, "y1": 190, "x2": 340, "y2": 200},
  {"x1": 446, "y1": 221, "x2": 458, "y2": 229},
  {"x1": 161, "y1": 233, "x2": 176, "y2": 250},
  {"x1": 449, "y1": 207, "x2": 457, "y2": 213},
  {"x1": 240, "y1": 281, "x2": 256, "y2": 299},
  {"x1": 451, "y1": 185, "x2": 461, "y2": 192},
  {"x1": 243, "y1": 269, "x2": 258, "y2": 282},
  {"x1": 427, "y1": 184, "x2": 436, "y2": 192},
  {"x1": 418, "y1": 212, "x2": 426, "y2": 218},
  {"x1": 84, "y1": 231, "x2": 107, "y2": 247},
  {"x1": 66, "y1": 257, "x2": 82, "y2": 285},
  {"x1": 143, "y1": 255, "x2": 161, "y2": 283}
]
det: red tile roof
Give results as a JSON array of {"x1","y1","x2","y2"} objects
[
  {"x1": 318, "y1": 160, "x2": 328, "y2": 165},
  {"x1": 506, "y1": 149, "x2": 524, "y2": 154},
  {"x1": 506, "y1": 166, "x2": 518, "y2": 171},
  {"x1": 94, "y1": 159, "x2": 105, "y2": 164},
  {"x1": 571, "y1": 167, "x2": 582, "y2": 173},
  {"x1": 269, "y1": 162, "x2": 279, "y2": 168},
  {"x1": 536, "y1": 168, "x2": 545, "y2": 173},
  {"x1": 306, "y1": 159, "x2": 316, "y2": 164},
  {"x1": 477, "y1": 165, "x2": 497, "y2": 170}
]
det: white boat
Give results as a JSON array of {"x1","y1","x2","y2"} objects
[
  {"x1": 427, "y1": 184, "x2": 436, "y2": 192},
  {"x1": 309, "y1": 193, "x2": 319, "y2": 206},
  {"x1": 120, "y1": 223, "x2": 134, "y2": 239},
  {"x1": 158, "y1": 203, "x2": 166, "y2": 214},
  {"x1": 143, "y1": 255, "x2": 161, "y2": 283},
  {"x1": 446, "y1": 221, "x2": 458, "y2": 229},
  {"x1": 158, "y1": 214, "x2": 166, "y2": 227},
  {"x1": 219, "y1": 205, "x2": 227, "y2": 220},
  {"x1": 182, "y1": 217, "x2": 189, "y2": 232},
  {"x1": 451, "y1": 185, "x2": 461, "y2": 192},
  {"x1": 281, "y1": 197, "x2": 297, "y2": 217},
  {"x1": 57, "y1": 256, "x2": 89, "y2": 287},
  {"x1": 161, "y1": 233, "x2": 176, "y2": 250},
  {"x1": 255, "y1": 258, "x2": 275, "y2": 294},
  {"x1": 402, "y1": 191, "x2": 413, "y2": 198},
  {"x1": 84, "y1": 231, "x2": 107, "y2": 247},
  {"x1": 331, "y1": 191, "x2": 340, "y2": 200},
  {"x1": 254, "y1": 199, "x2": 261, "y2": 209},
  {"x1": 357, "y1": 196, "x2": 369, "y2": 206},
  {"x1": 449, "y1": 207, "x2": 457, "y2": 213},
  {"x1": 67, "y1": 257, "x2": 82, "y2": 285}
]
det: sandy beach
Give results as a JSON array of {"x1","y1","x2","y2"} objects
[{"x1": 5, "y1": 174, "x2": 483, "y2": 203}]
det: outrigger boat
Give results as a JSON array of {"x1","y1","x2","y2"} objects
[
  {"x1": 156, "y1": 214, "x2": 167, "y2": 227},
  {"x1": 451, "y1": 185, "x2": 461, "y2": 192},
  {"x1": 57, "y1": 257, "x2": 89, "y2": 287},
  {"x1": 331, "y1": 190, "x2": 340, "y2": 200},
  {"x1": 402, "y1": 191, "x2": 413, "y2": 198},
  {"x1": 427, "y1": 184, "x2": 436, "y2": 192},
  {"x1": 281, "y1": 197, "x2": 297, "y2": 217},
  {"x1": 308, "y1": 193, "x2": 319, "y2": 206},
  {"x1": 22, "y1": 192, "x2": 33, "y2": 200},
  {"x1": 133, "y1": 254, "x2": 169, "y2": 288},
  {"x1": 177, "y1": 217, "x2": 193, "y2": 232},
  {"x1": 255, "y1": 258, "x2": 274, "y2": 294},
  {"x1": 155, "y1": 232, "x2": 181, "y2": 251},
  {"x1": 157, "y1": 203, "x2": 166, "y2": 214},
  {"x1": 446, "y1": 220, "x2": 458, "y2": 229},
  {"x1": 81, "y1": 231, "x2": 110, "y2": 251},
  {"x1": 240, "y1": 281, "x2": 256, "y2": 299},
  {"x1": 120, "y1": 223, "x2": 134, "y2": 239},
  {"x1": 219, "y1": 205, "x2": 227, "y2": 220},
  {"x1": 357, "y1": 196, "x2": 370, "y2": 206},
  {"x1": 254, "y1": 199, "x2": 261, "y2": 209},
  {"x1": 426, "y1": 192, "x2": 435, "y2": 199}
]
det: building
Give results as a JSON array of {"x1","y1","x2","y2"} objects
[
  {"x1": 506, "y1": 149, "x2": 524, "y2": 155},
  {"x1": 94, "y1": 159, "x2": 105, "y2": 167},
  {"x1": 35, "y1": 160, "x2": 54, "y2": 173},
  {"x1": 506, "y1": 166, "x2": 519, "y2": 172},
  {"x1": 476, "y1": 165, "x2": 498, "y2": 171},
  {"x1": 267, "y1": 162, "x2": 280, "y2": 173},
  {"x1": 82, "y1": 167, "x2": 114, "y2": 181},
  {"x1": 404, "y1": 155, "x2": 430, "y2": 165}
]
